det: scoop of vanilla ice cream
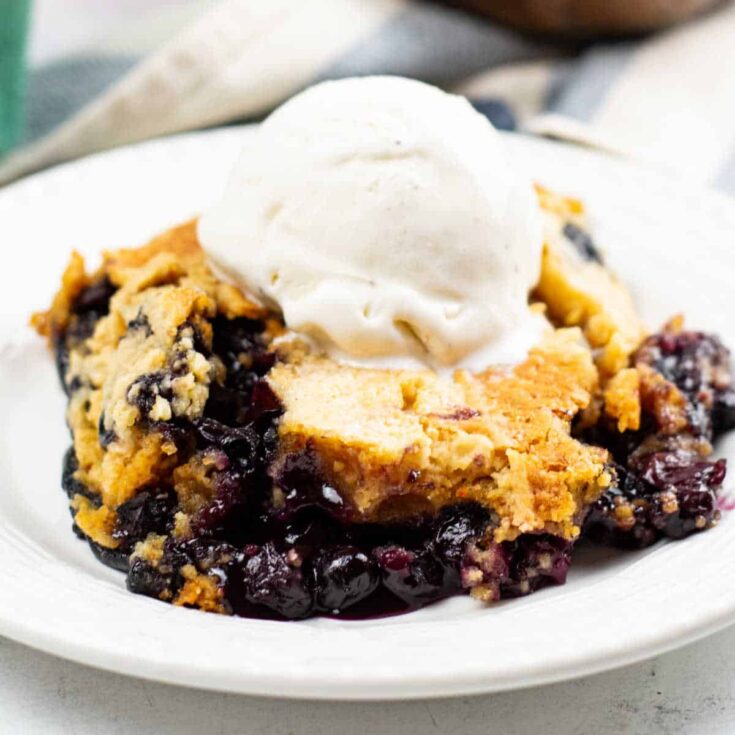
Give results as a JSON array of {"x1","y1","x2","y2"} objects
[{"x1": 199, "y1": 76, "x2": 544, "y2": 370}]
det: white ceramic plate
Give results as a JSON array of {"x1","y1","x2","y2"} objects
[{"x1": 1, "y1": 128, "x2": 734, "y2": 700}]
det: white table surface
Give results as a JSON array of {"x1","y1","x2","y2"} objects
[{"x1": 3, "y1": 625, "x2": 735, "y2": 735}]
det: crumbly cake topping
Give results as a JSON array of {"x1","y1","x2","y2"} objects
[
  {"x1": 534, "y1": 185, "x2": 647, "y2": 377},
  {"x1": 33, "y1": 221, "x2": 267, "y2": 509},
  {"x1": 268, "y1": 328, "x2": 610, "y2": 541}
]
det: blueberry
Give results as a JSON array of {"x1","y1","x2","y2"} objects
[
  {"x1": 126, "y1": 309, "x2": 152, "y2": 336},
  {"x1": 240, "y1": 543, "x2": 313, "y2": 619},
  {"x1": 54, "y1": 337, "x2": 71, "y2": 393},
  {"x1": 665, "y1": 487, "x2": 717, "y2": 539},
  {"x1": 61, "y1": 447, "x2": 91, "y2": 500},
  {"x1": 178, "y1": 537, "x2": 238, "y2": 571},
  {"x1": 126, "y1": 371, "x2": 171, "y2": 416},
  {"x1": 191, "y1": 470, "x2": 249, "y2": 535},
  {"x1": 247, "y1": 379, "x2": 282, "y2": 422},
  {"x1": 431, "y1": 503, "x2": 489, "y2": 568},
  {"x1": 153, "y1": 419, "x2": 196, "y2": 450},
  {"x1": 127, "y1": 558, "x2": 168, "y2": 597},
  {"x1": 88, "y1": 540, "x2": 131, "y2": 572},
  {"x1": 636, "y1": 452, "x2": 726, "y2": 493},
  {"x1": 713, "y1": 389, "x2": 735, "y2": 434},
  {"x1": 113, "y1": 488, "x2": 177, "y2": 547},
  {"x1": 275, "y1": 445, "x2": 348, "y2": 520},
  {"x1": 55, "y1": 278, "x2": 117, "y2": 392},
  {"x1": 194, "y1": 417, "x2": 258, "y2": 465},
  {"x1": 281, "y1": 509, "x2": 343, "y2": 550},
  {"x1": 98, "y1": 412, "x2": 116, "y2": 448},
  {"x1": 204, "y1": 316, "x2": 274, "y2": 425},
  {"x1": 502, "y1": 535, "x2": 572, "y2": 597},
  {"x1": 314, "y1": 546, "x2": 379, "y2": 612},
  {"x1": 56, "y1": 308, "x2": 104, "y2": 393},
  {"x1": 73, "y1": 277, "x2": 116, "y2": 315},
  {"x1": 374, "y1": 545, "x2": 449, "y2": 607}
]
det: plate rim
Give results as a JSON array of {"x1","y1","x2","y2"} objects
[{"x1": 1, "y1": 587, "x2": 735, "y2": 700}]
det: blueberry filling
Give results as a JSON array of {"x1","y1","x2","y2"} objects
[
  {"x1": 126, "y1": 309, "x2": 153, "y2": 336},
  {"x1": 274, "y1": 445, "x2": 350, "y2": 521},
  {"x1": 98, "y1": 413, "x2": 116, "y2": 448},
  {"x1": 205, "y1": 316, "x2": 275, "y2": 426},
  {"x1": 117, "y1": 499, "x2": 570, "y2": 619},
  {"x1": 581, "y1": 329, "x2": 732, "y2": 549},
  {"x1": 55, "y1": 277, "x2": 117, "y2": 393},
  {"x1": 113, "y1": 488, "x2": 178, "y2": 547},
  {"x1": 127, "y1": 371, "x2": 174, "y2": 416},
  {"x1": 636, "y1": 330, "x2": 735, "y2": 436},
  {"x1": 61, "y1": 447, "x2": 94, "y2": 502}
]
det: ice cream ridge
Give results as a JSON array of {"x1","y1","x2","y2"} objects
[{"x1": 198, "y1": 76, "x2": 546, "y2": 371}]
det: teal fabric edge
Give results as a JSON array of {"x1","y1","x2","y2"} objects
[{"x1": 0, "y1": 0, "x2": 32, "y2": 156}]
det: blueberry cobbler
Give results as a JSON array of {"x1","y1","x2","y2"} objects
[{"x1": 32, "y1": 78, "x2": 735, "y2": 620}]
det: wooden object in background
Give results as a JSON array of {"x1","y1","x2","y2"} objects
[{"x1": 439, "y1": 0, "x2": 723, "y2": 36}]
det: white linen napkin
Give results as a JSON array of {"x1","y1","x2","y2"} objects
[{"x1": 4, "y1": 0, "x2": 735, "y2": 192}]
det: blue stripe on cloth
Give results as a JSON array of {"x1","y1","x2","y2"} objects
[
  {"x1": 317, "y1": 4, "x2": 550, "y2": 87},
  {"x1": 24, "y1": 55, "x2": 139, "y2": 144},
  {"x1": 546, "y1": 42, "x2": 636, "y2": 122},
  {"x1": 470, "y1": 99, "x2": 517, "y2": 130}
]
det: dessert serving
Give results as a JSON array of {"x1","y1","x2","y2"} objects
[{"x1": 33, "y1": 77, "x2": 735, "y2": 620}]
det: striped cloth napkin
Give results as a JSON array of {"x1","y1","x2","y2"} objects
[{"x1": 2, "y1": 0, "x2": 735, "y2": 191}]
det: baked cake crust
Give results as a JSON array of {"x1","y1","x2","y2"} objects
[{"x1": 268, "y1": 329, "x2": 609, "y2": 541}]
